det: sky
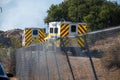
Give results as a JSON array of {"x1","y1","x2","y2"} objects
[
  {"x1": 0, "y1": 0, "x2": 120, "y2": 31},
  {"x1": 0, "y1": 0, "x2": 63, "y2": 31}
]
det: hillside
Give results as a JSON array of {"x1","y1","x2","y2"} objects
[{"x1": 0, "y1": 29, "x2": 23, "y2": 48}]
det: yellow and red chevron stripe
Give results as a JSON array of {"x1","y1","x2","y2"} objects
[
  {"x1": 60, "y1": 24, "x2": 69, "y2": 37},
  {"x1": 25, "y1": 29, "x2": 32, "y2": 46},
  {"x1": 77, "y1": 24, "x2": 87, "y2": 48},
  {"x1": 25, "y1": 39, "x2": 32, "y2": 46},
  {"x1": 78, "y1": 24, "x2": 87, "y2": 34},
  {"x1": 77, "y1": 37, "x2": 85, "y2": 48},
  {"x1": 39, "y1": 29, "x2": 46, "y2": 42},
  {"x1": 63, "y1": 38, "x2": 70, "y2": 47},
  {"x1": 60, "y1": 24, "x2": 70, "y2": 47}
]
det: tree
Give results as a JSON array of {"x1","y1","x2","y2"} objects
[
  {"x1": 45, "y1": 2, "x2": 69, "y2": 23},
  {"x1": 45, "y1": 0, "x2": 120, "y2": 31}
]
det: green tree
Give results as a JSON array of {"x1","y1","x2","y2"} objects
[
  {"x1": 45, "y1": 0, "x2": 120, "y2": 31},
  {"x1": 45, "y1": 1, "x2": 69, "y2": 23}
]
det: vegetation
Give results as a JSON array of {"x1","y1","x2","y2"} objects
[
  {"x1": 0, "y1": 36, "x2": 22, "y2": 48},
  {"x1": 102, "y1": 40, "x2": 120, "y2": 70},
  {"x1": 0, "y1": 48, "x2": 16, "y2": 74},
  {"x1": 0, "y1": 29, "x2": 22, "y2": 48},
  {"x1": 10, "y1": 36, "x2": 22, "y2": 48},
  {"x1": 45, "y1": 0, "x2": 120, "y2": 31}
]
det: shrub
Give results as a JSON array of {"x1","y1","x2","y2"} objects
[
  {"x1": 0, "y1": 48, "x2": 16, "y2": 74},
  {"x1": 102, "y1": 40, "x2": 120, "y2": 70}
]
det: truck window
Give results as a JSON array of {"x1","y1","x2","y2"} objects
[
  {"x1": 54, "y1": 28, "x2": 58, "y2": 33},
  {"x1": 33, "y1": 29, "x2": 38, "y2": 36},
  {"x1": 71, "y1": 25, "x2": 76, "y2": 32},
  {"x1": 50, "y1": 28, "x2": 53, "y2": 33}
]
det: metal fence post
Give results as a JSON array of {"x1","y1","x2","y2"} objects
[
  {"x1": 60, "y1": 37, "x2": 75, "y2": 80},
  {"x1": 83, "y1": 34, "x2": 98, "y2": 80},
  {"x1": 44, "y1": 42, "x2": 50, "y2": 80}
]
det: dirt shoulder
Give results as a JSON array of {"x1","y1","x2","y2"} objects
[{"x1": 69, "y1": 57, "x2": 120, "y2": 80}]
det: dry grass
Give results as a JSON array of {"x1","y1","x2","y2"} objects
[
  {"x1": 69, "y1": 56, "x2": 120, "y2": 80},
  {"x1": 90, "y1": 35, "x2": 120, "y2": 52},
  {"x1": 102, "y1": 40, "x2": 120, "y2": 70},
  {"x1": 67, "y1": 35, "x2": 120, "y2": 80},
  {"x1": 10, "y1": 35, "x2": 120, "y2": 80},
  {"x1": 10, "y1": 77, "x2": 17, "y2": 80},
  {"x1": 10, "y1": 57, "x2": 120, "y2": 80}
]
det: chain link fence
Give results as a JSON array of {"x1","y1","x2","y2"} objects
[
  {"x1": 86, "y1": 26, "x2": 120, "y2": 80},
  {"x1": 62, "y1": 26, "x2": 120, "y2": 80},
  {"x1": 16, "y1": 38, "x2": 97, "y2": 80},
  {"x1": 16, "y1": 42, "x2": 73, "y2": 80},
  {"x1": 16, "y1": 26, "x2": 120, "y2": 80}
]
